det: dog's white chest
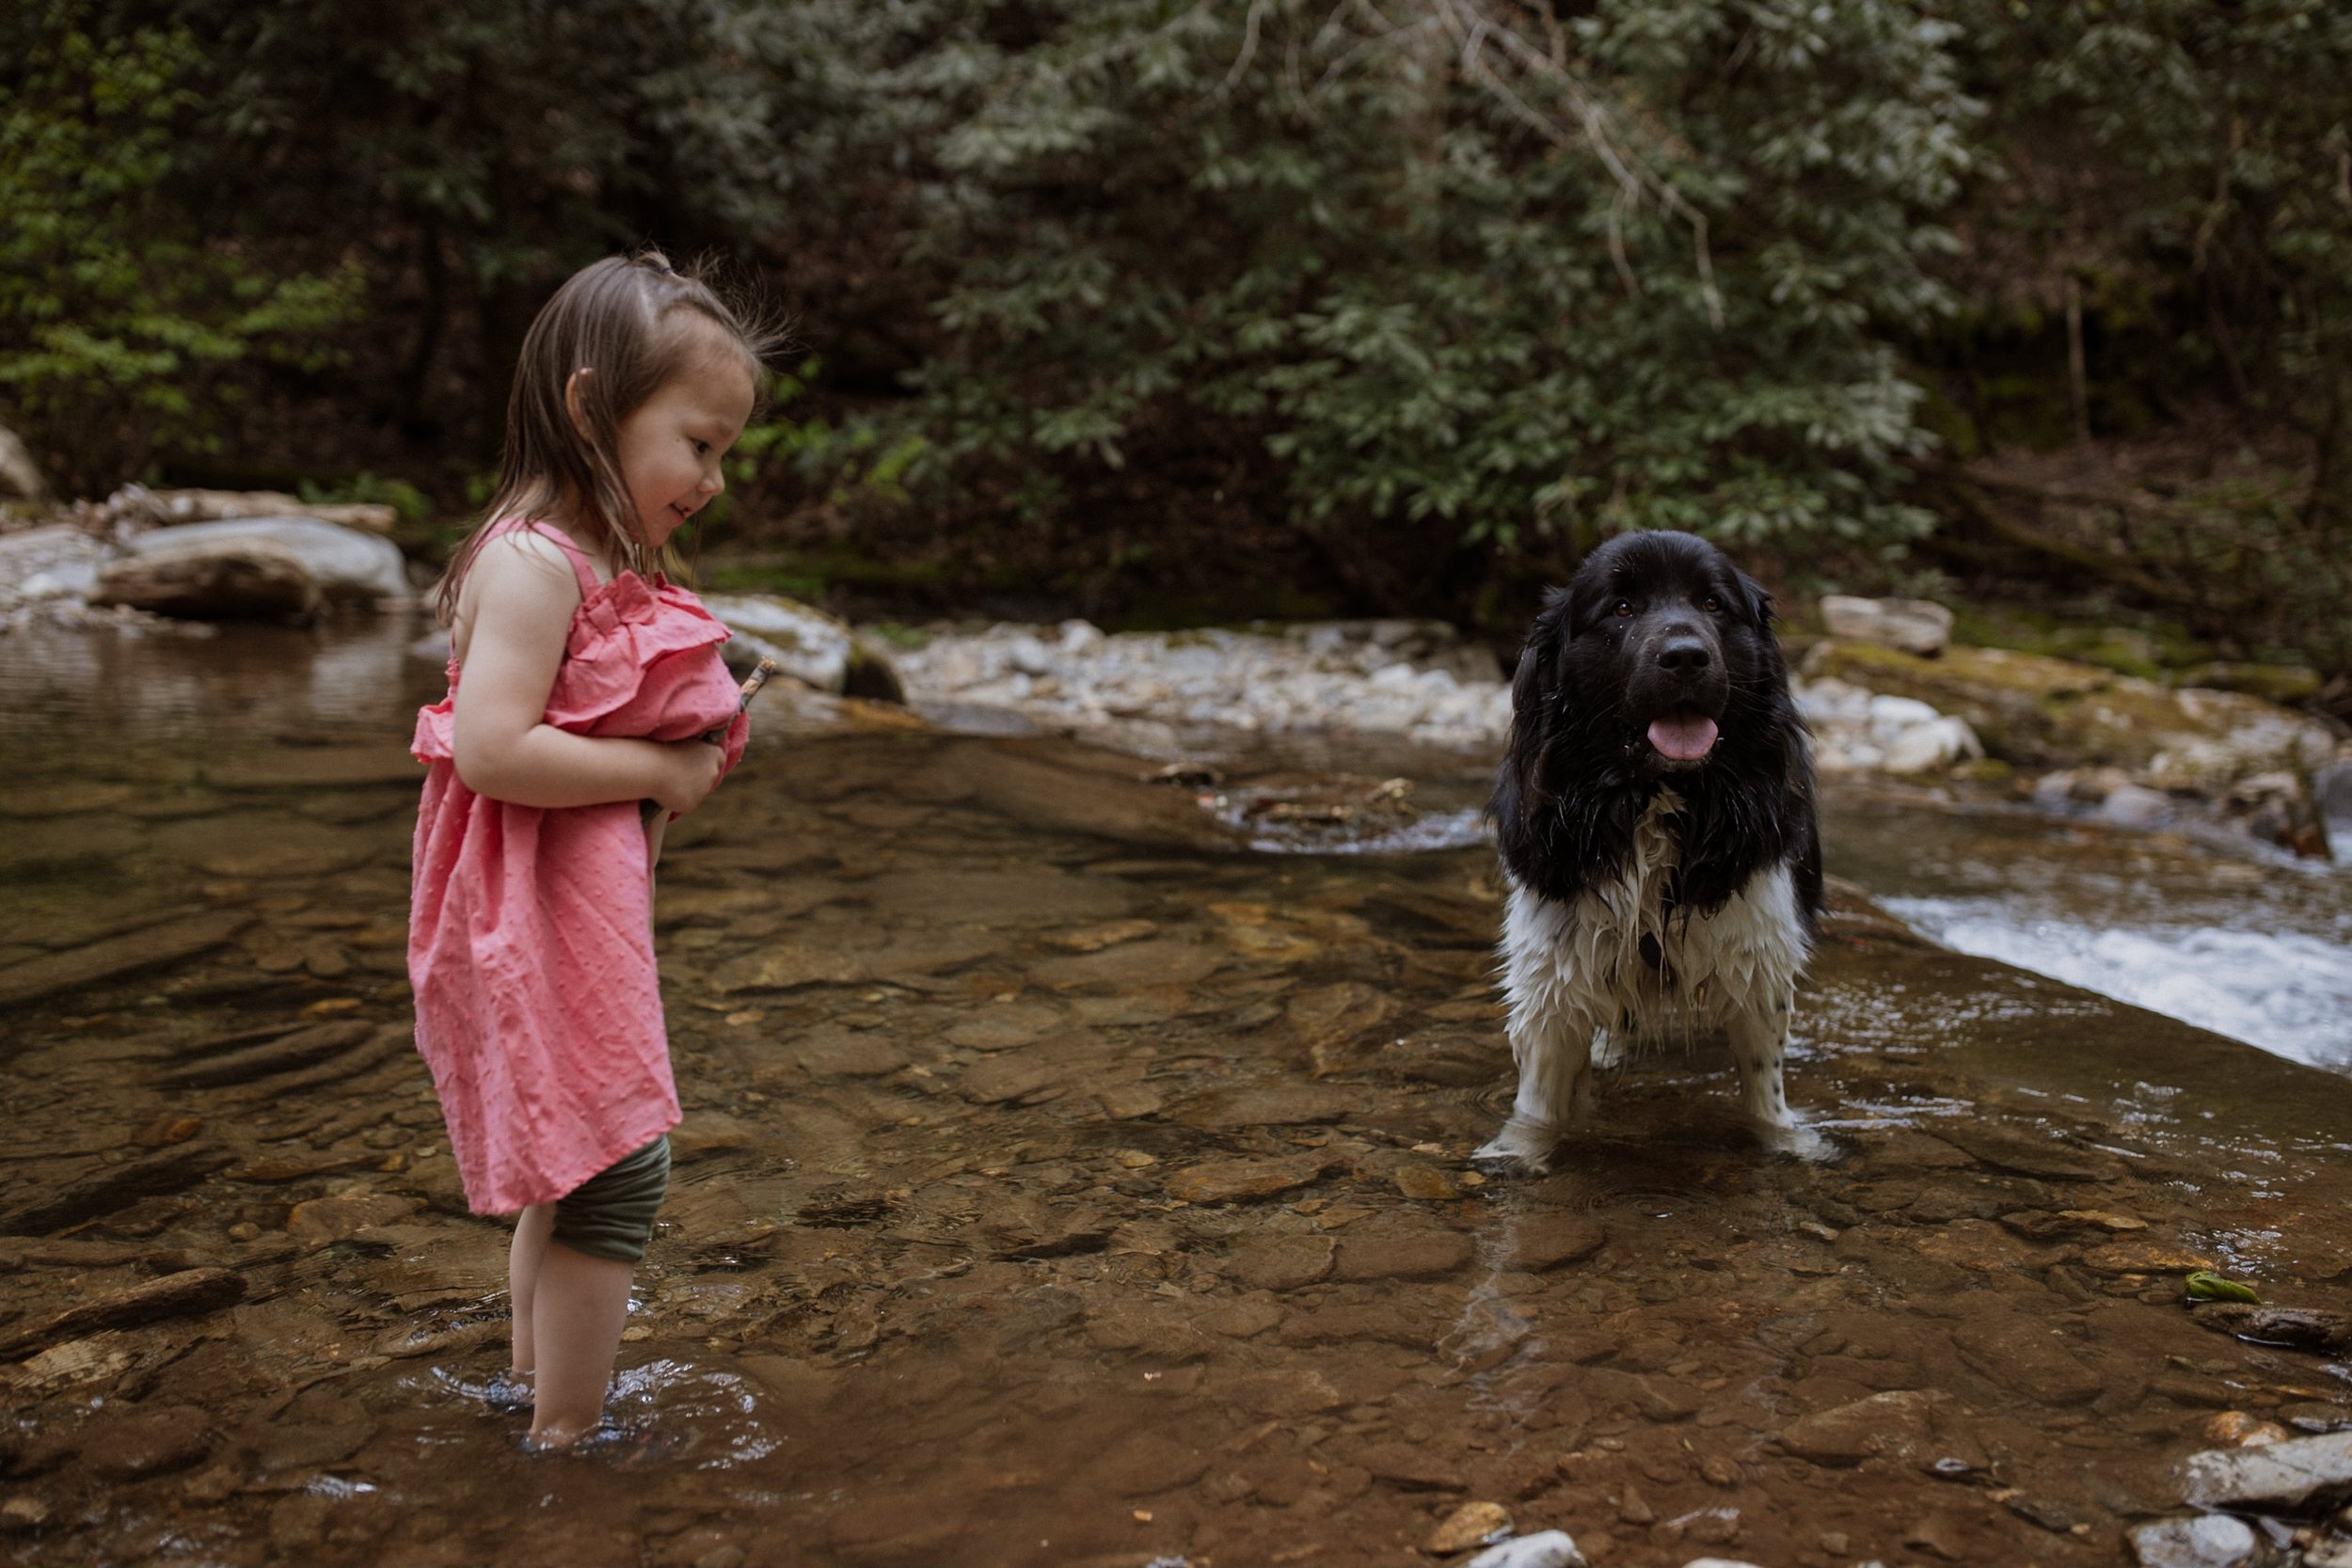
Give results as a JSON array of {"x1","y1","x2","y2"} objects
[{"x1": 1498, "y1": 791, "x2": 1804, "y2": 1039}]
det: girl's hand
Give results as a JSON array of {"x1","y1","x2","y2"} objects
[{"x1": 652, "y1": 737, "x2": 727, "y2": 817}]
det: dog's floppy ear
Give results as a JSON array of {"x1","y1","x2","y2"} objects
[
  {"x1": 1737, "y1": 569, "x2": 1776, "y2": 634},
  {"x1": 1491, "y1": 588, "x2": 1571, "y2": 877}
]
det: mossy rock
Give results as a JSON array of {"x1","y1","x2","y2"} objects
[
  {"x1": 1802, "y1": 640, "x2": 2335, "y2": 790},
  {"x1": 2180, "y1": 662, "x2": 2326, "y2": 705}
]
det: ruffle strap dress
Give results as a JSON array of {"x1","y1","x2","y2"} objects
[{"x1": 408, "y1": 520, "x2": 749, "y2": 1214}]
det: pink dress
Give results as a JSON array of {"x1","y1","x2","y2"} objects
[{"x1": 407, "y1": 520, "x2": 749, "y2": 1214}]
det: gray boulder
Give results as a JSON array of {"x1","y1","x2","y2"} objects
[
  {"x1": 2317, "y1": 758, "x2": 2352, "y2": 864},
  {"x1": 701, "y1": 592, "x2": 905, "y2": 703},
  {"x1": 0, "y1": 525, "x2": 109, "y2": 611},
  {"x1": 1820, "y1": 594, "x2": 1954, "y2": 657},
  {"x1": 2180, "y1": 1429, "x2": 2352, "y2": 1511},
  {"x1": 91, "y1": 516, "x2": 410, "y2": 621},
  {"x1": 0, "y1": 420, "x2": 49, "y2": 505},
  {"x1": 2127, "y1": 1514, "x2": 2256, "y2": 1568}
]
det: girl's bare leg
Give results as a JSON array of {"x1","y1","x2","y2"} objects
[
  {"x1": 528, "y1": 1243, "x2": 635, "y2": 1447},
  {"x1": 509, "y1": 1203, "x2": 554, "y2": 1377}
]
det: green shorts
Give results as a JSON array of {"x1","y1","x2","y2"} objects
[{"x1": 550, "y1": 1136, "x2": 671, "y2": 1263}]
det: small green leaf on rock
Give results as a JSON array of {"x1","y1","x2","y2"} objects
[{"x1": 2185, "y1": 1271, "x2": 2263, "y2": 1304}]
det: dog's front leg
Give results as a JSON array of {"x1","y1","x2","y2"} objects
[
  {"x1": 1475, "y1": 993, "x2": 1598, "y2": 1176},
  {"x1": 1725, "y1": 987, "x2": 1825, "y2": 1159}
]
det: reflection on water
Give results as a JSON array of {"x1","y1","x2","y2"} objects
[{"x1": 7, "y1": 622, "x2": 2352, "y2": 1567}]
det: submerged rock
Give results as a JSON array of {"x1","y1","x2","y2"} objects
[{"x1": 1776, "y1": 1389, "x2": 1937, "y2": 1467}]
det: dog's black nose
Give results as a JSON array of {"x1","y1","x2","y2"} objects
[{"x1": 1657, "y1": 636, "x2": 1711, "y2": 673}]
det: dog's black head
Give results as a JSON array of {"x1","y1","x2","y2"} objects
[{"x1": 1492, "y1": 531, "x2": 1820, "y2": 920}]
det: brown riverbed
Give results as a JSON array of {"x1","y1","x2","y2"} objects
[{"x1": 4, "y1": 623, "x2": 2351, "y2": 1568}]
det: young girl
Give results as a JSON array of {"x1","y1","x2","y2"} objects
[{"x1": 407, "y1": 251, "x2": 772, "y2": 1448}]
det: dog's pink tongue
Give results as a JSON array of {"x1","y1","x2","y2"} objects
[{"x1": 1647, "y1": 715, "x2": 1719, "y2": 761}]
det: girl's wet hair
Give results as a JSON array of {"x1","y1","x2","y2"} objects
[{"x1": 437, "y1": 250, "x2": 784, "y2": 620}]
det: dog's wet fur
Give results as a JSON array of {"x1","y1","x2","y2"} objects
[{"x1": 1478, "y1": 531, "x2": 1824, "y2": 1171}]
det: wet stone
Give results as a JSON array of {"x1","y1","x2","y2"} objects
[
  {"x1": 81, "y1": 1404, "x2": 213, "y2": 1481},
  {"x1": 1357, "y1": 1443, "x2": 1468, "y2": 1492},
  {"x1": 0, "y1": 911, "x2": 254, "y2": 1007},
  {"x1": 1426, "y1": 1500, "x2": 1512, "y2": 1555},
  {"x1": 1084, "y1": 1433, "x2": 1214, "y2": 1497},
  {"x1": 2182, "y1": 1431, "x2": 2352, "y2": 1510},
  {"x1": 1029, "y1": 938, "x2": 1224, "y2": 990},
  {"x1": 1277, "y1": 1300, "x2": 1440, "y2": 1349},
  {"x1": 1929, "y1": 1123, "x2": 2130, "y2": 1182},
  {"x1": 1096, "y1": 1084, "x2": 1165, "y2": 1120},
  {"x1": 248, "y1": 1415, "x2": 376, "y2": 1473},
  {"x1": 287, "y1": 1192, "x2": 421, "y2": 1244},
  {"x1": 1911, "y1": 1217, "x2": 2047, "y2": 1272},
  {"x1": 1463, "y1": 1532, "x2": 1586, "y2": 1568},
  {"x1": 1286, "y1": 980, "x2": 1399, "y2": 1068},
  {"x1": 1332, "y1": 1228, "x2": 1474, "y2": 1282},
  {"x1": 858, "y1": 867, "x2": 1134, "y2": 927},
  {"x1": 1230, "y1": 1233, "x2": 1336, "y2": 1292},
  {"x1": 0, "y1": 1498, "x2": 51, "y2": 1534},
  {"x1": 1043, "y1": 918, "x2": 1157, "y2": 952},
  {"x1": 1504, "y1": 1213, "x2": 1606, "y2": 1271},
  {"x1": 790, "y1": 1026, "x2": 911, "y2": 1078},
  {"x1": 1951, "y1": 1315, "x2": 2105, "y2": 1407},
  {"x1": 1392, "y1": 1164, "x2": 1463, "y2": 1200},
  {"x1": 1777, "y1": 1389, "x2": 1936, "y2": 1467},
  {"x1": 2127, "y1": 1515, "x2": 2258, "y2": 1568},
  {"x1": 1171, "y1": 1084, "x2": 1359, "y2": 1129},
  {"x1": 671, "y1": 1110, "x2": 761, "y2": 1161},
  {"x1": 943, "y1": 1005, "x2": 1067, "y2": 1051},
  {"x1": 1200, "y1": 1292, "x2": 1285, "y2": 1338},
  {"x1": 1165, "y1": 1151, "x2": 1338, "y2": 1204},
  {"x1": 2084, "y1": 1241, "x2": 2217, "y2": 1275},
  {"x1": 957, "y1": 1055, "x2": 1064, "y2": 1105}
]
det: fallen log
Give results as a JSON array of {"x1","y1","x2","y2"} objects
[
  {"x1": 0, "y1": 1144, "x2": 233, "y2": 1236},
  {"x1": 230, "y1": 1023, "x2": 411, "y2": 1099},
  {"x1": 0, "y1": 1267, "x2": 246, "y2": 1360},
  {"x1": 0, "y1": 911, "x2": 254, "y2": 1007},
  {"x1": 154, "y1": 1019, "x2": 376, "y2": 1088}
]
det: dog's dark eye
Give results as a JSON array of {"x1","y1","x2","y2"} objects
[
  {"x1": 1612, "y1": 599, "x2": 1632, "y2": 618},
  {"x1": 1703, "y1": 594, "x2": 1723, "y2": 613}
]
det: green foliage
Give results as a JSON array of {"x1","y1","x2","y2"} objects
[
  {"x1": 0, "y1": 8, "x2": 359, "y2": 489},
  {"x1": 3, "y1": 0, "x2": 2345, "y2": 669},
  {"x1": 881, "y1": 0, "x2": 1974, "y2": 555},
  {"x1": 1936, "y1": 0, "x2": 2352, "y2": 675},
  {"x1": 298, "y1": 472, "x2": 433, "y2": 528},
  {"x1": 733, "y1": 360, "x2": 929, "y2": 508}
]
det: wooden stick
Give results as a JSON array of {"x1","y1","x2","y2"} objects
[{"x1": 643, "y1": 658, "x2": 783, "y2": 827}]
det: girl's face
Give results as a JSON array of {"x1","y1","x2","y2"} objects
[{"x1": 612, "y1": 342, "x2": 755, "y2": 551}]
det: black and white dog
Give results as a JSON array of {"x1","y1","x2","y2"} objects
[{"x1": 1475, "y1": 531, "x2": 1823, "y2": 1172}]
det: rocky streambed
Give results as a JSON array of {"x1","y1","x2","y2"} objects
[{"x1": 3, "y1": 622, "x2": 2352, "y2": 1568}]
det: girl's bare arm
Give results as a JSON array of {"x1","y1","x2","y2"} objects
[{"x1": 449, "y1": 535, "x2": 722, "y2": 813}]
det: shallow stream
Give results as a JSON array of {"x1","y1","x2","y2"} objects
[{"x1": 5, "y1": 622, "x2": 2352, "y2": 1568}]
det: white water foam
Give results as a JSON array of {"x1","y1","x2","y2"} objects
[{"x1": 1883, "y1": 897, "x2": 2352, "y2": 1072}]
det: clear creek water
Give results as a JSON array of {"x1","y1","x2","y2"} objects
[{"x1": 3, "y1": 621, "x2": 2352, "y2": 1568}]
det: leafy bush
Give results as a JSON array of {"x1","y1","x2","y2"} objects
[
  {"x1": 879, "y1": 0, "x2": 1975, "y2": 559},
  {"x1": 0, "y1": 9, "x2": 359, "y2": 493}
]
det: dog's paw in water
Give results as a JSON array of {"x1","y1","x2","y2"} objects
[
  {"x1": 1471, "y1": 1116, "x2": 1560, "y2": 1176},
  {"x1": 1759, "y1": 1117, "x2": 1836, "y2": 1164}
]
